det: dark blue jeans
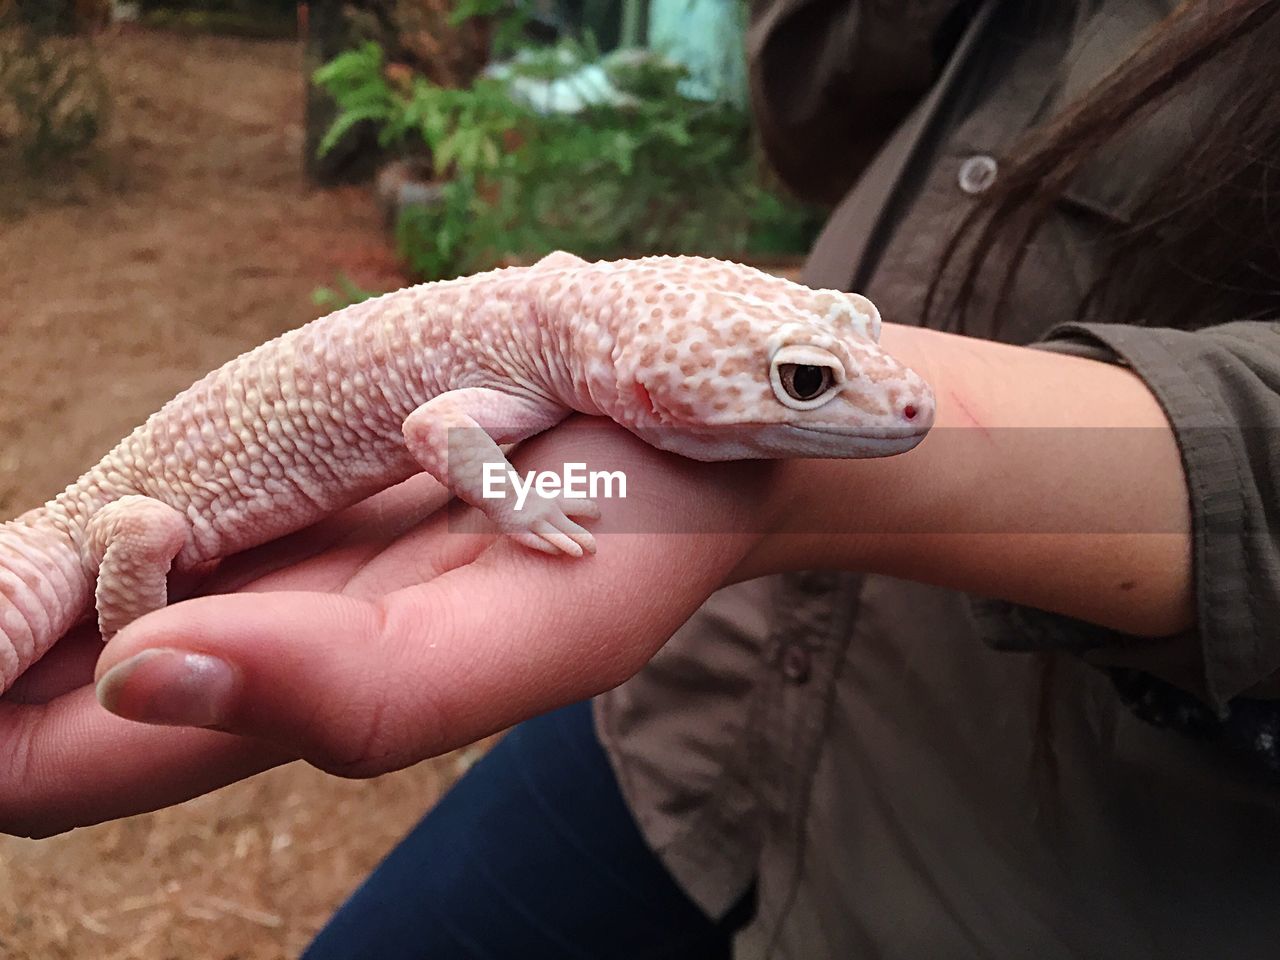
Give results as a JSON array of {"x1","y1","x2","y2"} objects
[{"x1": 304, "y1": 700, "x2": 753, "y2": 959}]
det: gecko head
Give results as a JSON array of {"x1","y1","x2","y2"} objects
[{"x1": 616, "y1": 293, "x2": 934, "y2": 461}]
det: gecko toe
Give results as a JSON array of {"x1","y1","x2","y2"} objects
[
  {"x1": 531, "y1": 521, "x2": 586, "y2": 558},
  {"x1": 511, "y1": 529, "x2": 564, "y2": 556},
  {"x1": 550, "y1": 512, "x2": 597, "y2": 555},
  {"x1": 501, "y1": 497, "x2": 599, "y2": 558}
]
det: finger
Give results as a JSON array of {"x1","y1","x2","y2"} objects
[
  {"x1": 0, "y1": 687, "x2": 288, "y2": 838},
  {"x1": 167, "y1": 557, "x2": 223, "y2": 601},
  {"x1": 91, "y1": 532, "x2": 708, "y2": 780},
  {"x1": 1, "y1": 623, "x2": 101, "y2": 705},
  {"x1": 204, "y1": 472, "x2": 455, "y2": 595},
  {"x1": 93, "y1": 427, "x2": 762, "y2": 778},
  {"x1": 3, "y1": 497, "x2": 486, "y2": 706},
  {"x1": 210, "y1": 486, "x2": 496, "y2": 600},
  {"x1": 338, "y1": 501, "x2": 498, "y2": 599}
]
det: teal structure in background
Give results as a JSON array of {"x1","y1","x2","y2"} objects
[
  {"x1": 550, "y1": 0, "x2": 748, "y2": 107},
  {"x1": 645, "y1": 0, "x2": 747, "y2": 107}
]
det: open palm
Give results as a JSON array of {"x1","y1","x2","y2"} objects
[{"x1": 0, "y1": 418, "x2": 769, "y2": 838}]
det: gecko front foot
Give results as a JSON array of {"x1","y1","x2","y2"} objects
[
  {"x1": 403, "y1": 389, "x2": 603, "y2": 558},
  {"x1": 498, "y1": 496, "x2": 601, "y2": 558}
]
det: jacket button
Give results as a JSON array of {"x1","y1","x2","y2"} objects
[
  {"x1": 781, "y1": 645, "x2": 811, "y2": 684},
  {"x1": 958, "y1": 154, "x2": 998, "y2": 195}
]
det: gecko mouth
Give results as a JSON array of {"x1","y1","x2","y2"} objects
[
  {"x1": 790, "y1": 423, "x2": 930, "y2": 441},
  {"x1": 786, "y1": 423, "x2": 931, "y2": 456}
]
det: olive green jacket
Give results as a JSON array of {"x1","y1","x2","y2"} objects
[{"x1": 595, "y1": 2, "x2": 1280, "y2": 957}]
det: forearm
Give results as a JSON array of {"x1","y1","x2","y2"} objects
[{"x1": 745, "y1": 324, "x2": 1194, "y2": 637}]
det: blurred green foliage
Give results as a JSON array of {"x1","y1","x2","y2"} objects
[
  {"x1": 136, "y1": 0, "x2": 298, "y2": 37},
  {"x1": 137, "y1": 0, "x2": 297, "y2": 13},
  {"x1": 311, "y1": 272, "x2": 386, "y2": 311},
  {"x1": 0, "y1": 11, "x2": 107, "y2": 175},
  {"x1": 313, "y1": 25, "x2": 820, "y2": 283}
]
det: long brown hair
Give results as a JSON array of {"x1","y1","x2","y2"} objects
[
  {"x1": 927, "y1": 0, "x2": 1280, "y2": 335},
  {"x1": 924, "y1": 1, "x2": 1280, "y2": 798}
]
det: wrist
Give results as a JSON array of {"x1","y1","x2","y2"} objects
[
  {"x1": 740, "y1": 321, "x2": 1193, "y2": 637},
  {"x1": 734, "y1": 323, "x2": 949, "y2": 582}
]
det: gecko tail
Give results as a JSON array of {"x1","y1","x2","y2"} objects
[{"x1": 0, "y1": 510, "x2": 92, "y2": 693}]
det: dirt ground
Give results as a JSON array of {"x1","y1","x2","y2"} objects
[{"x1": 0, "y1": 26, "x2": 471, "y2": 959}]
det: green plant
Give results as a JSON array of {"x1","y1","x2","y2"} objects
[
  {"x1": 311, "y1": 272, "x2": 385, "y2": 311},
  {"x1": 136, "y1": 0, "x2": 296, "y2": 14},
  {"x1": 134, "y1": 0, "x2": 298, "y2": 39},
  {"x1": 744, "y1": 186, "x2": 825, "y2": 257},
  {"x1": 447, "y1": 0, "x2": 530, "y2": 57},
  {"x1": 314, "y1": 30, "x2": 819, "y2": 281}
]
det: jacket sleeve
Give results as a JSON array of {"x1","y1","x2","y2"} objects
[
  {"x1": 973, "y1": 320, "x2": 1280, "y2": 773},
  {"x1": 747, "y1": 0, "x2": 974, "y2": 205}
]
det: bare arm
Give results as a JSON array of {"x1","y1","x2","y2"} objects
[
  {"x1": 743, "y1": 323, "x2": 1194, "y2": 637},
  {"x1": 0, "y1": 324, "x2": 1215, "y2": 836}
]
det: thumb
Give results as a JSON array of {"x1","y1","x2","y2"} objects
[
  {"x1": 94, "y1": 590, "x2": 440, "y2": 777},
  {"x1": 92, "y1": 536, "x2": 716, "y2": 777},
  {"x1": 93, "y1": 425, "x2": 767, "y2": 778}
]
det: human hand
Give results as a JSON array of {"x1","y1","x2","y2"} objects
[
  {"x1": 1, "y1": 417, "x2": 771, "y2": 837},
  {"x1": 2, "y1": 320, "x2": 1196, "y2": 838}
]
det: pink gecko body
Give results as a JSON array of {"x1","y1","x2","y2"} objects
[{"x1": 0, "y1": 253, "x2": 933, "y2": 691}]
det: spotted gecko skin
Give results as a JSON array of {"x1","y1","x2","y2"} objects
[{"x1": 0, "y1": 253, "x2": 933, "y2": 691}]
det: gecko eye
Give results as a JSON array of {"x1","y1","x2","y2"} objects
[
  {"x1": 779, "y1": 364, "x2": 832, "y2": 401},
  {"x1": 770, "y1": 345, "x2": 844, "y2": 410}
]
